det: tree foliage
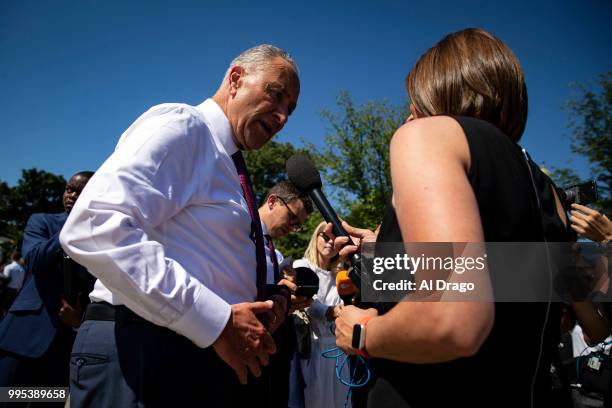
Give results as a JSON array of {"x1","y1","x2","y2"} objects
[
  {"x1": 0, "y1": 168, "x2": 66, "y2": 258},
  {"x1": 244, "y1": 140, "x2": 310, "y2": 206},
  {"x1": 560, "y1": 71, "x2": 611, "y2": 210},
  {"x1": 310, "y1": 91, "x2": 407, "y2": 229},
  {"x1": 244, "y1": 140, "x2": 318, "y2": 259}
]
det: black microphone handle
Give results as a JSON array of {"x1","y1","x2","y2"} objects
[
  {"x1": 308, "y1": 189, "x2": 350, "y2": 242},
  {"x1": 308, "y1": 188, "x2": 362, "y2": 272}
]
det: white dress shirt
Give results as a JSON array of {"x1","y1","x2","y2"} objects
[
  {"x1": 3, "y1": 261, "x2": 25, "y2": 290},
  {"x1": 60, "y1": 99, "x2": 258, "y2": 348}
]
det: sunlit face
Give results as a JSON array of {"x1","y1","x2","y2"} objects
[
  {"x1": 226, "y1": 57, "x2": 300, "y2": 150},
  {"x1": 316, "y1": 229, "x2": 337, "y2": 260},
  {"x1": 267, "y1": 196, "x2": 308, "y2": 239},
  {"x1": 63, "y1": 174, "x2": 91, "y2": 214}
]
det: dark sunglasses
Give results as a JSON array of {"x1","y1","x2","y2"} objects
[
  {"x1": 318, "y1": 232, "x2": 332, "y2": 242},
  {"x1": 277, "y1": 196, "x2": 302, "y2": 232}
]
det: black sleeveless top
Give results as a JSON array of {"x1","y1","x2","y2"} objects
[{"x1": 366, "y1": 116, "x2": 572, "y2": 408}]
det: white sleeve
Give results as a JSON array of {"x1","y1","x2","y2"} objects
[
  {"x1": 60, "y1": 108, "x2": 230, "y2": 348},
  {"x1": 307, "y1": 298, "x2": 329, "y2": 321}
]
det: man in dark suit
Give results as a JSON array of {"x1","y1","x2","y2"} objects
[{"x1": 0, "y1": 171, "x2": 94, "y2": 391}]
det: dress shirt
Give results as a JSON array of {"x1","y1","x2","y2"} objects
[
  {"x1": 60, "y1": 99, "x2": 258, "y2": 348},
  {"x1": 3, "y1": 261, "x2": 25, "y2": 290},
  {"x1": 261, "y1": 222, "x2": 284, "y2": 284}
]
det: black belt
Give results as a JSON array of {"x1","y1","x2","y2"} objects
[{"x1": 84, "y1": 302, "x2": 148, "y2": 324}]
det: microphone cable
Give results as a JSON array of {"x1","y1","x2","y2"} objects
[{"x1": 322, "y1": 346, "x2": 371, "y2": 408}]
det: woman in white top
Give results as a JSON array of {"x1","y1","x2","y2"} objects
[{"x1": 293, "y1": 221, "x2": 348, "y2": 408}]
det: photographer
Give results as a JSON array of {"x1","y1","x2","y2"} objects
[{"x1": 568, "y1": 203, "x2": 611, "y2": 407}]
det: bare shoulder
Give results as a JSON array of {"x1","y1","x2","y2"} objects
[{"x1": 390, "y1": 116, "x2": 470, "y2": 169}]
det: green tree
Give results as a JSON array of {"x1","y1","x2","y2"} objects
[
  {"x1": 244, "y1": 140, "x2": 319, "y2": 259},
  {"x1": 244, "y1": 140, "x2": 307, "y2": 206},
  {"x1": 311, "y1": 91, "x2": 407, "y2": 229},
  {"x1": 553, "y1": 71, "x2": 611, "y2": 210},
  {"x1": 0, "y1": 169, "x2": 66, "y2": 257}
]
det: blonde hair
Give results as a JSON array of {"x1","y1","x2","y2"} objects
[
  {"x1": 303, "y1": 222, "x2": 338, "y2": 270},
  {"x1": 406, "y1": 28, "x2": 528, "y2": 142}
]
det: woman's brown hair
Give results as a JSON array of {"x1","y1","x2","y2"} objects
[{"x1": 406, "y1": 28, "x2": 528, "y2": 142}]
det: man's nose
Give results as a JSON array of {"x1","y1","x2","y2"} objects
[{"x1": 274, "y1": 106, "x2": 289, "y2": 127}]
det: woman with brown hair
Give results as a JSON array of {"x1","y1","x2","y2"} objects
[{"x1": 331, "y1": 28, "x2": 572, "y2": 407}]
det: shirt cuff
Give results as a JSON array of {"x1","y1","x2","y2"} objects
[
  {"x1": 308, "y1": 299, "x2": 328, "y2": 321},
  {"x1": 167, "y1": 285, "x2": 231, "y2": 348}
]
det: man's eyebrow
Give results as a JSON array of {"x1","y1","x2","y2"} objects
[{"x1": 269, "y1": 82, "x2": 297, "y2": 115}]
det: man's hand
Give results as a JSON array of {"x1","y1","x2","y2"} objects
[
  {"x1": 261, "y1": 293, "x2": 287, "y2": 334},
  {"x1": 59, "y1": 297, "x2": 82, "y2": 328},
  {"x1": 212, "y1": 301, "x2": 276, "y2": 385},
  {"x1": 335, "y1": 305, "x2": 378, "y2": 354}
]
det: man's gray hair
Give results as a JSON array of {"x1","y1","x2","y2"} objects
[{"x1": 223, "y1": 44, "x2": 298, "y2": 82}]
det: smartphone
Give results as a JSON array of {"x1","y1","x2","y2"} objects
[{"x1": 294, "y1": 266, "x2": 319, "y2": 298}]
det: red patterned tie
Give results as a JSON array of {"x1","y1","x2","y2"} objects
[
  {"x1": 265, "y1": 234, "x2": 280, "y2": 282},
  {"x1": 231, "y1": 151, "x2": 267, "y2": 301}
]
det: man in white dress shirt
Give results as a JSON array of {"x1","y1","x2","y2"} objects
[
  {"x1": 1, "y1": 251, "x2": 25, "y2": 313},
  {"x1": 258, "y1": 181, "x2": 311, "y2": 283},
  {"x1": 60, "y1": 44, "x2": 300, "y2": 407}
]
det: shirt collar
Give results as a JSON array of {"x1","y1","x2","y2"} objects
[
  {"x1": 197, "y1": 99, "x2": 239, "y2": 156},
  {"x1": 260, "y1": 220, "x2": 270, "y2": 239}
]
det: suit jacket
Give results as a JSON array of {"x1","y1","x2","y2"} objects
[{"x1": 0, "y1": 212, "x2": 94, "y2": 358}]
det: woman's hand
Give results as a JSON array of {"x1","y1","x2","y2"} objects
[
  {"x1": 323, "y1": 221, "x2": 377, "y2": 263},
  {"x1": 335, "y1": 305, "x2": 378, "y2": 354},
  {"x1": 571, "y1": 203, "x2": 612, "y2": 244}
]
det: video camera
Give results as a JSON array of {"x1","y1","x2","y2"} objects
[{"x1": 560, "y1": 180, "x2": 598, "y2": 210}]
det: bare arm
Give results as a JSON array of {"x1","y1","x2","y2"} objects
[{"x1": 337, "y1": 117, "x2": 494, "y2": 363}]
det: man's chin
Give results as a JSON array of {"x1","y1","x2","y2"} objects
[{"x1": 244, "y1": 129, "x2": 273, "y2": 150}]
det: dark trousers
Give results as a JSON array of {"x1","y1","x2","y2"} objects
[
  {"x1": 0, "y1": 326, "x2": 74, "y2": 408},
  {"x1": 70, "y1": 305, "x2": 269, "y2": 408},
  {"x1": 268, "y1": 316, "x2": 306, "y2": 408}
]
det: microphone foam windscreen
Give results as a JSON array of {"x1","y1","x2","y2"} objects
[
  {"x1": 286, "y1": 154, "x2": 322, "y2": 193},
  {"x1": 336, "y1": 269, "x2": 356, "y2": 296}
]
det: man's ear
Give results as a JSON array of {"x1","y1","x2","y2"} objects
[
  {"x1": 267, "y1": 194, "x2": 277, "y2": 210},
  {"x1": 228, "y1": 66, "x2": 245, "y2": 97}
]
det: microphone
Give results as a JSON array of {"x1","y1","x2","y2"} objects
[
  {"x1": 336, "y1": 269, "x2": 356, "y2": 305},
  {"x1": 286, "y1": 154, "x2": 364, "y2": 288}
]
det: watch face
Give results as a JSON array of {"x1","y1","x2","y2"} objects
[{"x1": 352, "y1": 324, "x2": 363, "y2": 349}]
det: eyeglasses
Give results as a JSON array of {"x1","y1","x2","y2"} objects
[
  {"x1": 277, "y1": 196, "x2": 302, "y2": 232},
  {"x1": 318, "y1": 232, "x2": 332, "y2": 242}
]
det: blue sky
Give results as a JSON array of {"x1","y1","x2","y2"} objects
[{"x1": 1, "y1": 0, "x2": 611, "y2": 187}]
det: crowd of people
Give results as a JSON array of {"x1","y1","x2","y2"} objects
[{"x1": 0, "y1": 29, "x2": 610, "y2": 408}]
